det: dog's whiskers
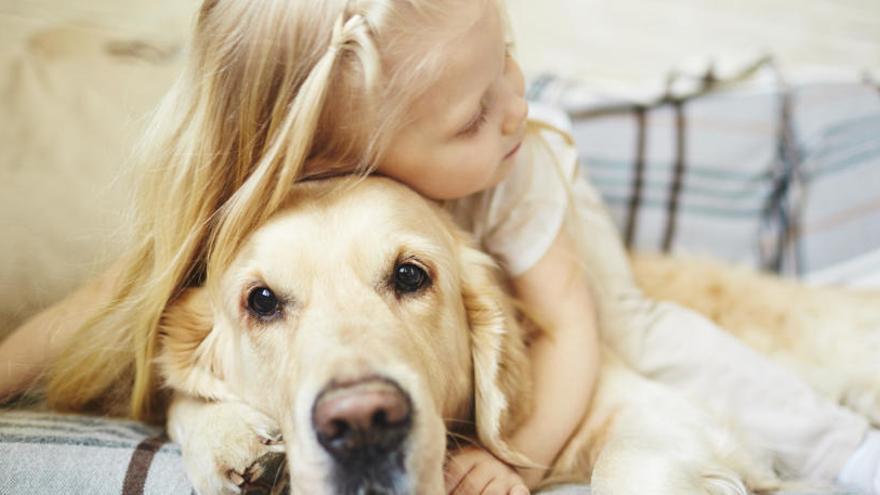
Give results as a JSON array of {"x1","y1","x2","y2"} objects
[
  {"x1": 442, "y1": 417, "x2": 476, "y2": 426},
  {"x1": 444, "y1": 431, "x2": 478, "y2": 455}
]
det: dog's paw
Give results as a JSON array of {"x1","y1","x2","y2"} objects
[{"x1": 168, "y1": 398, "x2": 286, "y2": 495}]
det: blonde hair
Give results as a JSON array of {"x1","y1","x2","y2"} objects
[{"x1": 46, "y1": 0, "x2": 494, "y2": 421}]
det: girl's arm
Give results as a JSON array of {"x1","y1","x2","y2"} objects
[
  {"x1": 508, "y1": 230, "x2": 600, "y2": 487},
  {"x1": 0, "y1": 261, "x2": 121, "y2": 403}
]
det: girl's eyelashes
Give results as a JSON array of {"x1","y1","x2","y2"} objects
[
  {"x1": 461, "y1": 107, "x2": 488, "y2": 136},
  {"x1": 457, "y1": 45, "x2": 512, "y2": 138},
  {"x1": 458, "y1": 100, "x2": 489, "y2": 137}
]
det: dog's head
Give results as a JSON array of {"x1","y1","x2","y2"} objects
[{"x1": 158, "y1": 177, "x2": 532, "y2": 494}]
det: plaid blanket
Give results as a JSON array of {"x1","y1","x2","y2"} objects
[
  {"x1": 0, "y1": 409, "x2": 856, "y2": 494},
  {"x1": 529, "y1": 57, "x2": 880, "y2": 281},
  {"x1": 0, "y1": 410, "x2": 595, "y2": 494}
]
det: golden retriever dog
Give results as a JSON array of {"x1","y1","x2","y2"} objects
[{"x1": 155, "y1": 176, "x2": 825, "y2": 495}]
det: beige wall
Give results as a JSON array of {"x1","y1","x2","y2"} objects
[
  {"x1": 2, "y1": 0, "x2": 876, "y2": 79},
  {"x1": 508, "y1": 0, "x2": 880, "y2": 81},
  {"x1": 0, "y1": 0, "x2": 198, "y2": 44}
]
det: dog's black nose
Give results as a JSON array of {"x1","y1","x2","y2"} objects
[{"x1": 312, "y1": 377, "x2": 412, "y2": 463}]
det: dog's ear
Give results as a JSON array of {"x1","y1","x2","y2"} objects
[
  {"x1": 458, "y1": 241, "x2": 535, "y2": 467},
  {"x1": 157, "y1": 288, "x2": 237, "y2": 402}
]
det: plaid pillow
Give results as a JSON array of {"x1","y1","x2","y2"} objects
[
  {"x1": 0, "y1": 408, "x2": 849, "y2": 494},
  {"x1": 529, "y1": 58, "x2": 880, "y2": 282},
  {"x1": 0, "y1": 410, "x2": 595, "y2": 494},
  {"x1": 793, "y1": 82, "x2": 880, "y2": 278},
  {"x1": 0, "y1": 410, "x2": 190, "y2": 495}
]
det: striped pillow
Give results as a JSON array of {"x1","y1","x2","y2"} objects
[
  {"x1": 0, "y1": 410, "x2": 190, "y2": 495},
  {"x1": 529, "y1": 58, "x2": 880, "y2": 281},
  {"x1": 0, "y1": 410, "x2": 595, "y2": 494},
  {"x1": 0, "y1": 408, "x2": 844, "y2": 493}
]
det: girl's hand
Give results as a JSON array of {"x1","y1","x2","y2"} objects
[{"x1": 444, "y1": 445, "x2": 530, "y2": 495}]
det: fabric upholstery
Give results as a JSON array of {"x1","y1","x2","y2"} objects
[{"x1": 528, "y1": 59, "x2": 880, "y2": 282}]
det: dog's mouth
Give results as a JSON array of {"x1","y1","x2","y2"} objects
[
  {"x1": 327, "y1": 456, "x2": 411, "y2": 495},
  {"x1": 311, "y1": 377, "x2": 416, "y2": 495},
  {"x1": 262, "y1": 451, "x2": 412, "y2": 495}
]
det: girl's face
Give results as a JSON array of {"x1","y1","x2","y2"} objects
[{"x1": 379, "y1": 3, "x2": 528, "y2": 201}]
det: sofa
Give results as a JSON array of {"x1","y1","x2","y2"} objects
[{"x1": 1, "y1": 0, "x2": 877, "y2": 493}]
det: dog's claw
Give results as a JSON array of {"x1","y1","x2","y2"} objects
[
  {"x1": 227, "y1": 469, "x2": 246, "y2": 487},
  {"x1": 244, "y1": 460, "x2": 265, "y2": 481},
  {"x1": 235, "y1": 453, "x2": 288, "y2": 495},
  {"x1": 227, "y1": 453, "x2": 278, "y2": 490},
  {"x1": 260, "y1": 431, "x2": 283, "y2": 446}
]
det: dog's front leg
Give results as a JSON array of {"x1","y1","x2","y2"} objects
[{"x1": 167, "y1": 392, "x2": 286, "y2": 495}]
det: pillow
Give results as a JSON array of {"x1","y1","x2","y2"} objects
[
  {"x1": 0, "y1": 409, "x2": 597, "y2": 494},
  {"x1": 0, "y1": 410, "x2": 189, "y2": 495},
  {"x1": 0, "y1": 21, "x2": 185, "y2": 339},
  {"x1": 792, "y1": 82, "x2": 880, "y2": 279},
  {"x1": 529, "y1": 58, "x2": 880, "y2": 284},
  {"x1": 0, "y1": 410, "x2": 843, "y2": 493}
]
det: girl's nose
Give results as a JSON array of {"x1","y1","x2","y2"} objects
[
  {"x1": 502, "y1": 57, "x2": 527, "y2": 136},
  {"x1": 502, "y1": 95, "x2": 528, "y2": 136}
]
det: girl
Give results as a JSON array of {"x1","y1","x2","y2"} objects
[{"x1": 1, "y1": 0, "x2": 878, "y2": 493}]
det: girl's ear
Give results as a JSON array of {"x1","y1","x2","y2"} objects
[
  {"x1": 458, "y1": 241, "x2": 535, "y2": 467},
  {"x1": 157, "y1": 288, "x2": 237, "y2": 402}
]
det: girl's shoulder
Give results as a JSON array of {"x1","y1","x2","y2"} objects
[
  {"x1": 520, "y1": 101, "x2": 578, "y2": 180},
  {"x1": 526, "y1": 101, "x2": 574, "y2": 136}
]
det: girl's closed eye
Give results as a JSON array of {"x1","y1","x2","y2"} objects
[
  {"x1": 458, "y1": 99, "x2": 489, "y2": 138},
  {"x1": 457, "y1": 45, "x2": 514, "y2": 139},
  {"x1": 459, "y1": 107, "x2": 488, "y2": 137}
]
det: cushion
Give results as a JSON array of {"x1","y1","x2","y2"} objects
[
  {"x1": 0, "y1": 1, "x2": 198, "y2": 339},
  {"x1": 0, "y1": 410, "x2": 189, "y2": 495},
  {"x1": 0, "y1": 410, "x2": 594, "y2": 494},
  {"x1": 528, "y1": 58, "x2": 880, "y2": 284},
  {"x1": 0, "y1": 410, "x2": 850, "y2": 494}
]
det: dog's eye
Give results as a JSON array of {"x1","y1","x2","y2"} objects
[
  {"x1": 247, "y1": 287, "x2": 280, "y2": 317},
  {"x1": 394, "y1": 263, "x2": 430, "y2": 295}
]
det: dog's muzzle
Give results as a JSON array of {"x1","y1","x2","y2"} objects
[{"x1": 312, "y1": 377, "x2": 413, "y2": 494}]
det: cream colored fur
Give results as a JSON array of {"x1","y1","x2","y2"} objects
[
  {"x1": 155, "y1": 177, "x2": 798, "y2": 495},
  {"x1": 633, "y1": 254, "x2": 880, "y2": 426}
]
